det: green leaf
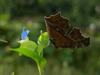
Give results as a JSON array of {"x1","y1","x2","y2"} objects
[
  {"x1": 38, "y1": 32, "x2": 50, "y2": 48},
  {"x1": 11, "y1": 47, "x2": 46, "y2": 63},
  {"x1": 19, "y1": 39, "x2": 37, "y2": 51}
]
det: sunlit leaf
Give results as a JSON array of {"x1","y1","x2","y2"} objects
[
  {"x1": 38, "y1": 32, "x2": 50, "y2": 48},
  {"x1": 10, "y1": 47, "x2": 46, "y2": 63},
  {"x1": 19, "y1": 39, "x2": 37, "y2": 51}
]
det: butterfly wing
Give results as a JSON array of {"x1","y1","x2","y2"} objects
[
  {"x1": 45, "y1": 12, "x2": 90, "y2": 48},
  {"x1": 45, "y1": 21, "x2": 75, "y2": 48},
  {"x1": 45, "y1": 14, "x2": 75, "y2": 48},
  {"x1": 69, "y1": 28, "x2": 90, "y2": 47}
]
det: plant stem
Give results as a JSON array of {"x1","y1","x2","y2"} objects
[{"x1": 37, "y1": 63, "x2": 44, "y2": 75}]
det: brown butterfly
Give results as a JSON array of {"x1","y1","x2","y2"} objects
[{"x1": 44, "y1": 12, "x2": 90, "y2": 48}]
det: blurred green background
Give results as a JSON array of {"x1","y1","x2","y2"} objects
[{"x1": 0, "y1": 0, "x2": 100, "y2": 75}]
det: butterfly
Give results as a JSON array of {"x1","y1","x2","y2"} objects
[{"x1": 44, "y1": 12, "x2": 90, "y2": 48}]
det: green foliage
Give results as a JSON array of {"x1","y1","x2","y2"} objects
[
  {"x1": 0, "y1": 13, "x2": 10, "y2": 21},
  {"x1": 9, "y1": 32, "x2": 49, "y2": 75},
  {"x1": 19, "y1": 39, "x2": 37, "y2": 51},
  {"x1": 38, "y1": 32, "x2": 49, "y2": 48}
]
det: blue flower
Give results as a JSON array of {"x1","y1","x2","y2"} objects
[{"x1": 21, "y1": 29, "x2": 29, "y2": 40}]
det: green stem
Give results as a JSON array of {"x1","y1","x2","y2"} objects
[{"x1": 37, "y1": 63, "x2": 44, "y2": 75}]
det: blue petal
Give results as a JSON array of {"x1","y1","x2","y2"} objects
[{"x1": 21, "y1": 29, "x2": 29, "y2": 40}]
